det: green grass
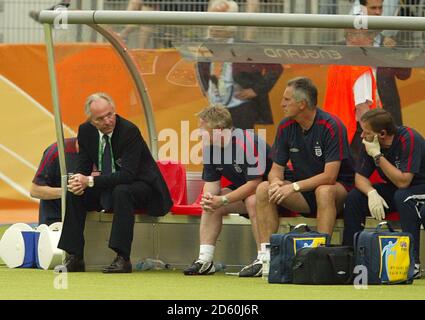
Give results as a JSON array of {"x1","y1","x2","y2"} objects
[
  {"x1": 0, "y1": 267, "x2": 424, "y2": 300},
  {"x1": 0, "y1": 224, "x2": 8, "y2": 235},
  {"x1": 1, "y1": 225, "x2": 424, "y2": 300}
]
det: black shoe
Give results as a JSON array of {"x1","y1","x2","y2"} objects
[
  {"x1": 103, "y1": 255, "x2": 132, "y2": 274},
  {"x1": 63, "y1": 254, "x2": 85, "y2": 272},
  {"x1": 239, "y1": 259, "x2": 262, "y2": 277},
  {"x1": 183, "y1": 260, "x2": 215, "y2": 275}
]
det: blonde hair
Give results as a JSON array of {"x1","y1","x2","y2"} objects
[{"x1": 197, "y1": 104, "x2": 233, "y2": 129}]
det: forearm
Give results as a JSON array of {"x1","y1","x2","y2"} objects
[
  {"x1": 30, "y1": 184, "x2": 62, "y2": 200},
  {"x1": 94, "y1": 169, "x2": 135, "y2": 188},
  {"x1": 268, "y1": 164, "x2": 284, "y2": 184},
  {"x1": 378, "y1": 157, "x2": 412, "y2": 188},
  {"x1": 355, "y1": 173, "x2": 375, "y2": 196},
  {"x1": 203, "y1": 181, "x2": 221, "y2": 196},
  {"x1": 225, "y1": 179, "x2": 260, "y2": 204},
  {"x1": 295, "y1": 161, "x2": 340, "y2": 192},
  {"x1": 296, "y1": 172, "x2": 337, "y2": 192}
]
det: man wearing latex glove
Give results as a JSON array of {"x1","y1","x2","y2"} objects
[
  {"x1": 362, "y1": 130, "x2": 387, "y2": 222},
  {"x1": 343, "y1": 109, "x2": 425, "y2": 279},
  {"x1": 367, "y1": 189, "x2": 388, "y2": 221},
  {"x1": 362, "y1": 134, "x2": 381, "y2": 158}
]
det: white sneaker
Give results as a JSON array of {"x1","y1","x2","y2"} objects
[
  {"x1": 239, "y1": 259, "x2": 263, "y2": 277},
  {"x1": 414, "y1": 264, "x2": 422, "y2": 279},
  {"x1": 183, "y1": 260, "x2": 215, "y2": 275}
]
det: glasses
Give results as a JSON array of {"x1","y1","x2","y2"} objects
[{"x1": 93, "y1": 112, "x2": 115, "y2": 123}]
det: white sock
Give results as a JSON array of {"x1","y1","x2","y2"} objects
[
  {"x1": 256, "y1": 251, "x2": 264, "y2": 261},
  {"x1": 260, "y1": 243, "x2": 270, "y2": 261},
  {"x1": 260, "y1": 243, "x2": 269, "y2": 252},
  {"x1": 199, "y1": 244, "x2": 215, "y2": 263}
]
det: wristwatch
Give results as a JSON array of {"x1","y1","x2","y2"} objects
[
  {"x1": 221, "y1": 195, "x2": 229, "y2": 206},
  {"x1": 88, "y1": 176, "x2": 94, "y2": 188},
  {"x1": 373, "y1": 153, "x2": 384, "y2": 166},
  {"x1": 292, "y1": 182, "x2": 301, "y2": 192}
]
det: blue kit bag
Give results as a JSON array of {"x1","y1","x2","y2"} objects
[
  {"x1": 354, "y1": 222, "x2": 415, "y2": 285},
  {"x1": 268, "y1": 224, "x2": 331, "y2": 284}
]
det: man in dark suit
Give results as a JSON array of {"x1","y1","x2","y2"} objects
[
  {"x1": 197, "y1": 61, "x2": 283, "y2": 129},
  {"x1": 58, "y1": 92, "x2": 172, "y2": 273}
]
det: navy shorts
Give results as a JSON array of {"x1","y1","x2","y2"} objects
[
  {"x1": 225, "y1": 184, "x2": 238, "y2": 191},
  {"x1": 279, "y1": 169, "x2": 317, "y2": 216},
  {"x1": 276, "y1": 190, "x2": 317, "y2": 217},
  {"x1": 224, "y1": 184, "x2": 248, "y2": 204},
  {"x1": 278, "y1": 180, "x2": 352, "y2": 217}
]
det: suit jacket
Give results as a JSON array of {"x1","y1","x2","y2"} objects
[
  {"x1": 76, "y1": 115, "x2": 172, "y2": 216},
  {"x1": 197, "y1": 61, "x2": 283, "y2": 124}
]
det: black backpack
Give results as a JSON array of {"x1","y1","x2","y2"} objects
[{"x1": 292, "y1": 245, "x2": 354, "y2": 285}]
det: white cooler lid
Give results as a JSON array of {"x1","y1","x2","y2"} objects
[
  {"x1": 36, "y1": 223, "x2": 63, "y2": 270},
  {"x1": 0, "y1": 223, "x2": 34, "y2": 268}
]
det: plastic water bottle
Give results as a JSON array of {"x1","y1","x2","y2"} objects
[
  {"x1": 214, "y1": 262, "x2": 226, "y2": 272},
  {"x1": 135, "y1": 260, "x2": 152, "y2": 271},
  {"x1": 135, "y1": 258, "x2": 170, "y2": 271},
  {"x1": 262, "y1": 245, "x2": 270, "y2": 280},
  {"x1": 262, "y1": 259, "x2": 270, "y2": 280}
]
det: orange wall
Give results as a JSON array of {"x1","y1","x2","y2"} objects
[{"x1": 1, "y1": 44, "x2": 425, "y2": 211}]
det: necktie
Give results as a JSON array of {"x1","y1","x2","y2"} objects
[
  {"x1": 102, "y1": 135, "x2": 112, "y2": 175},
  {"x1": 100, "y1": 135, "x2": 113, "y2": 210}
]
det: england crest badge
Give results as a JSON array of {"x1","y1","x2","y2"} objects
[
  {"x1": 314, "y1": 145, "x2": 322, "y2": 157},
  {"x1": 233, "y1": 164, "x2": 243, "y2": 173}
]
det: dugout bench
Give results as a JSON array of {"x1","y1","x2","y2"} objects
[{"x1": 82, "y1": 163, "x2": 425, "y2": 271}]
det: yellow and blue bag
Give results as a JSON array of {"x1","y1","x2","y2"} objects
[
  {"x1": 354, "y1": 222, "x2": 415, "y2": 284},
  {"x1": 268, "y1": 224, "x2": 330, "y2": 284}
]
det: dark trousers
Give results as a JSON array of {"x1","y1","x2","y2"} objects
[
  {"x1": 58, "y1": 181, "x2": 152, "y2": 259},
  {"x1": 343, "y1": 183, "x2": 425, "y2": 263}
]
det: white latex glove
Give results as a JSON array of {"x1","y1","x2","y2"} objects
[
  {"x1": 367, "y1": 189, "x2": 389, "y2": 221},
  {"x1": 362, "y1": 135, "x2": 381, "y2": 158}
]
